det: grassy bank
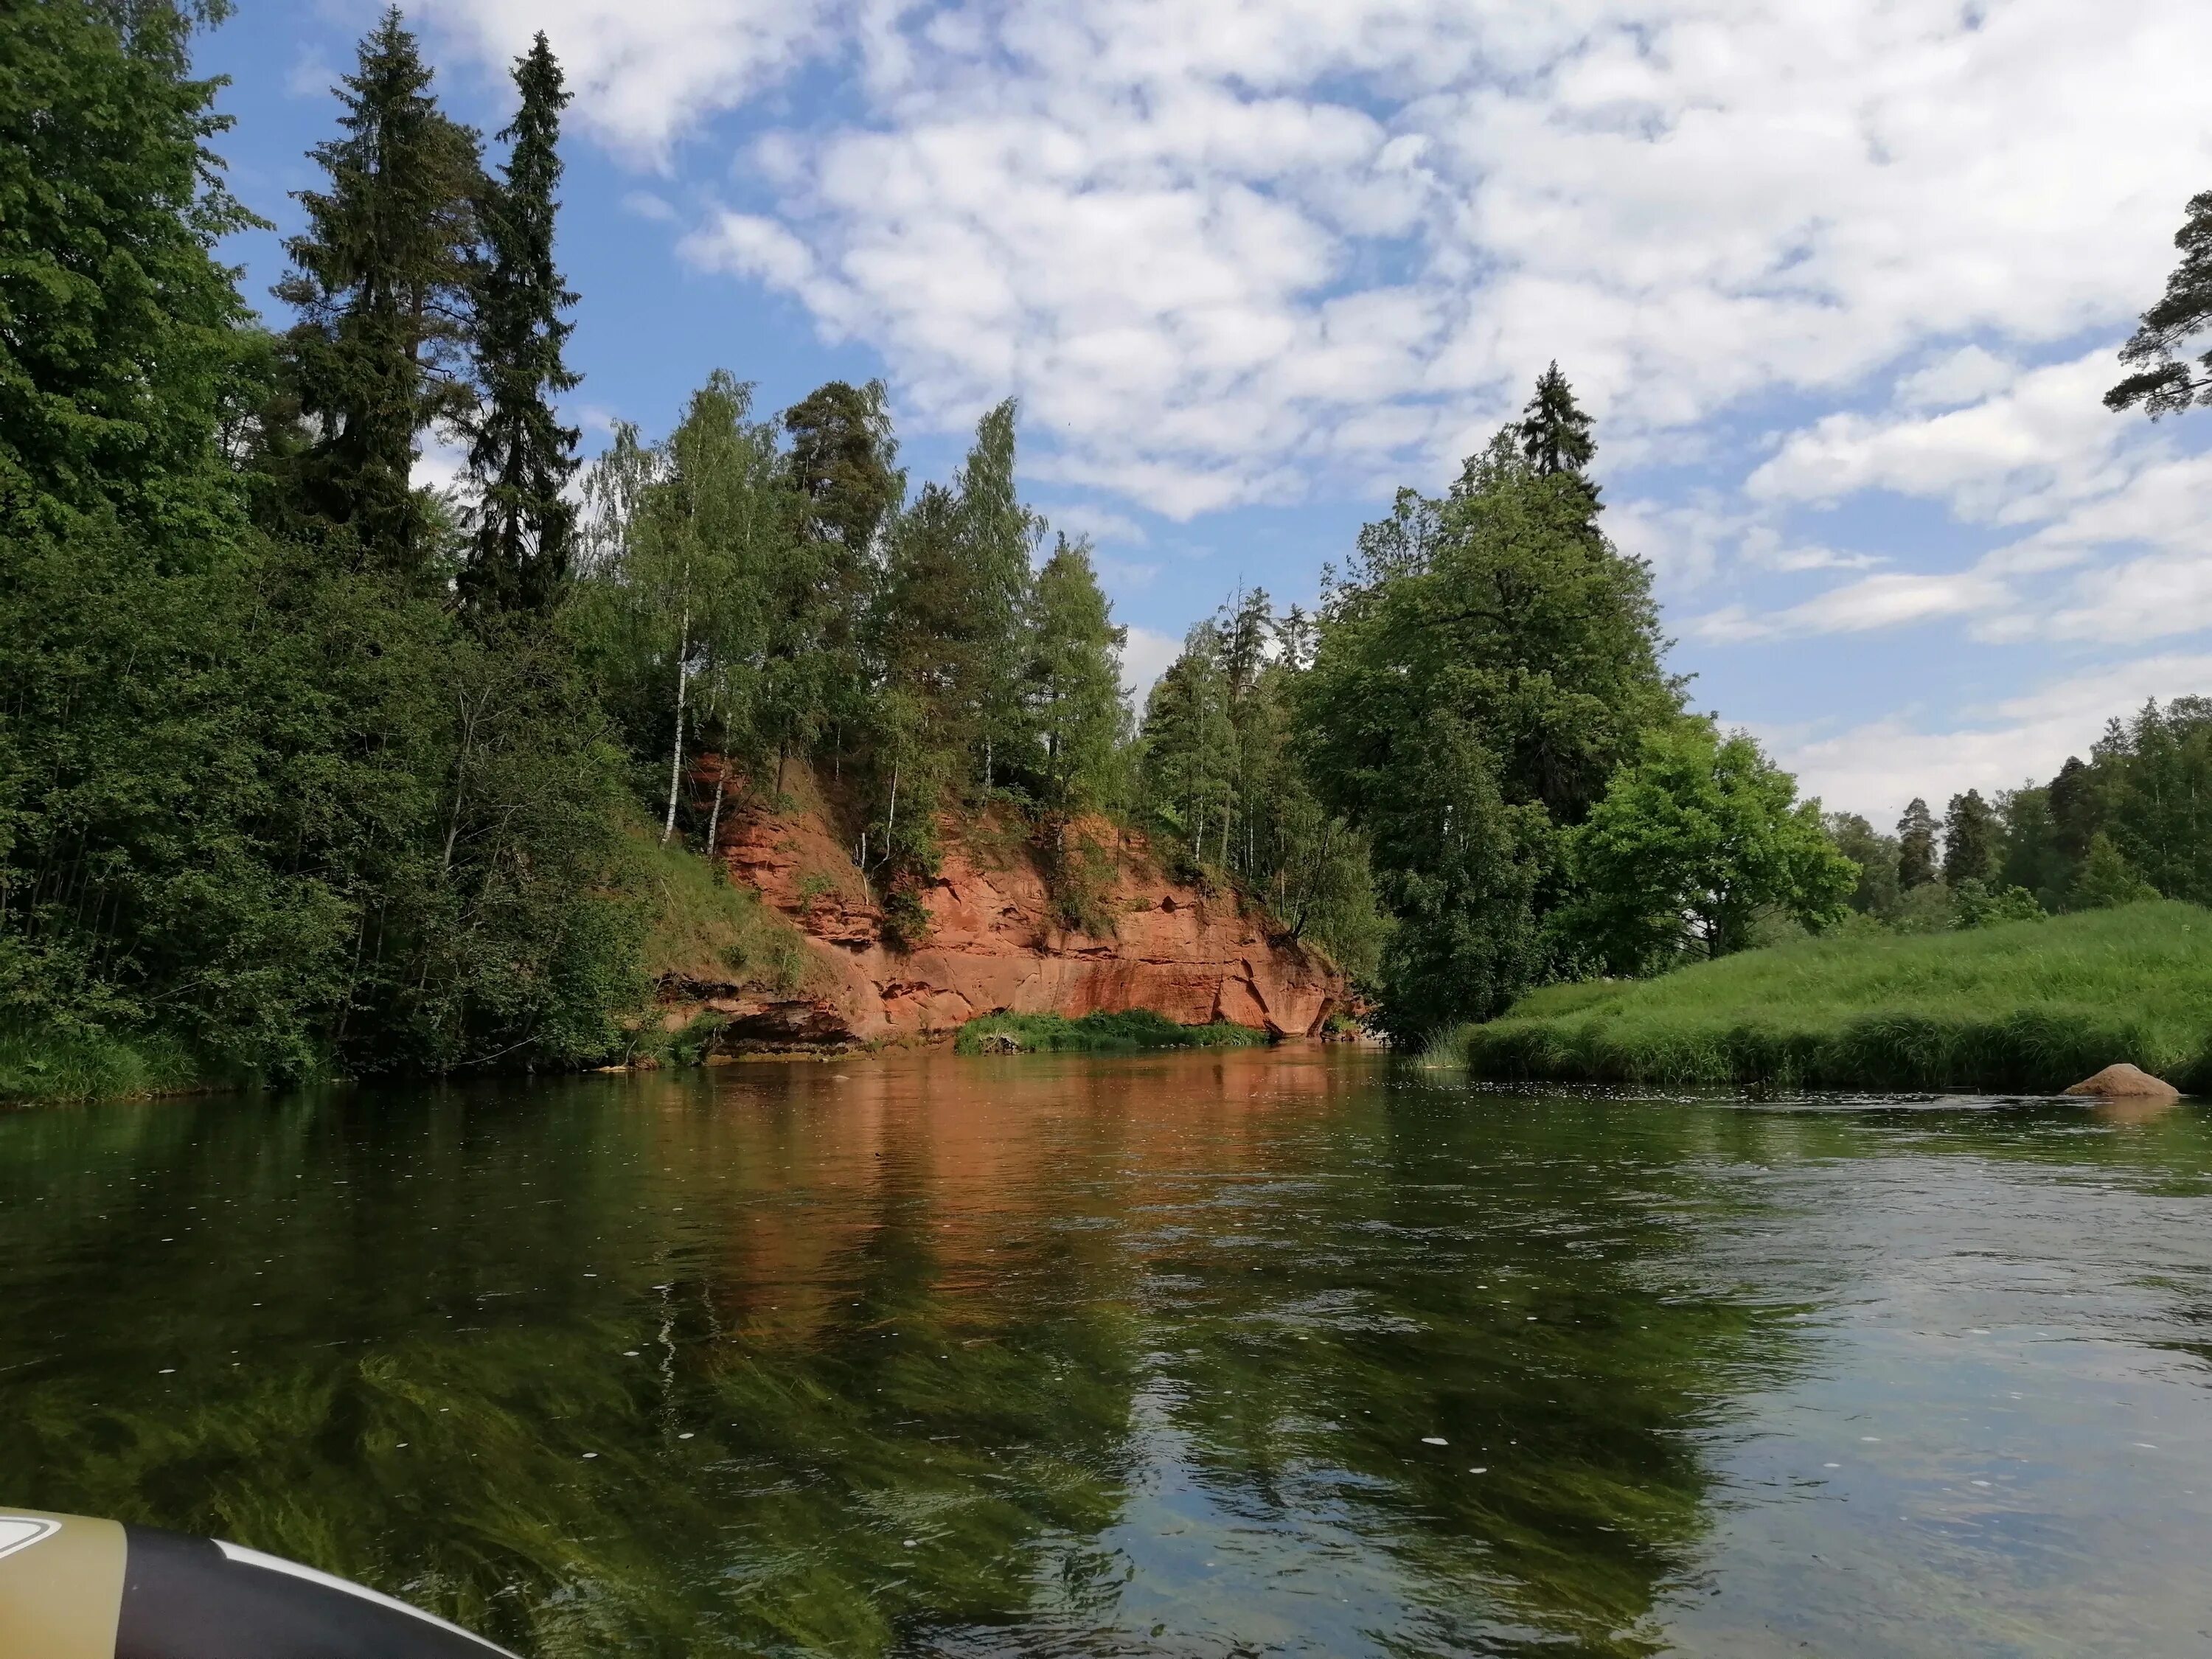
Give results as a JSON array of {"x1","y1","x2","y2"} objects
[
  {"x1": 0, "y1": 1024, "x2": 215, "y2": 1105},
  {"x1": 956, "y1": 1010, "x2": 1270, "y2": 1055},
  {"x1": 1453, "y1": 901, "x2": 2212, "y2": 1093}
]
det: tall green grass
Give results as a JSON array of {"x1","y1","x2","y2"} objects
[
  {"x1": 0, "y1": 1024, "x2": 212, "y2": 1104},
  {"x1": 1454, "y1": 900, "x2": 2212, "y2": 1093},
  {"x1": 956, "y1": 1009, "x2": 1270, "y2": 1055},
  {"x1": 633, "y1": 834, "x2": 815, "y2": 996}
]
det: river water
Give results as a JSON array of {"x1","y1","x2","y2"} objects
[{"x1": 3, "y1": 1048, "x2": 2210, "y2": 1656}]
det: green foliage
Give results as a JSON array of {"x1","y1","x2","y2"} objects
[
  {"x1": 462, "y1": 32, "x2": 580, "y2": 616},
  {"x1": 1, "y1": 10, "x2": 647, "y2": 1096},
  {"x1": 1136, "y1": 594, "x2": 1388, "y2": 981},
  {"x1": 2107, "y1": 188, "x2": 2212, "y2": 417},
  {"x1": 1896, "y1": 797, "x2": 1938, "y2": 889},
  {"x1": 630, "y1": 829, "x2": 813, "y2": 996},
  {"x1": 1941, "y1": 788, "x2": 2000, "y2": 888},
  {"x1": 2070, "y1": 831, "x2": 2159, "y2": 911},
  {"x1": 1565, "y1": 723, "x2": 1857, "y2": 972},
  {"x1": 1825, "y1": 812, "x2": 1902, "y2": 918},
  {"x1": 1458, "y1": 900, "x2": 2212, "y2": 1093},
  {"x1": 1026, "y1": 538, "x2": 1127, "y2": 817},
  {"x1": 1951, "y1": 879, "x2": 2048, "y2": 930},
  {"x1": 954, "y1": 1009, "x2": 1269, "y2": 1054},
  {"x1": 1297, "y1": 400, "x2": 1678, "y2": 1039},
  {"x1": 268, "y1": 7, "x2": 483, "y2": 581},
  {"x1": 0, "y1": 0, "x2": 258, "y2": 525},
  {"x1": 0, "y1": 1021, "x2": 206, "y2": 1103}
]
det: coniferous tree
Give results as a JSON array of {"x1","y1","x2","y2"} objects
[
  {"x1": 1941, "y1": 789, "x2": 1999, "y2": 888},
  {"x1": 1517, "y1": 361, "x2": 1600, "y2": 517},
  {"x1": 1896, "y1": 798, "x2": 1938, "y2": 888},
  {"x1": 785, "y1": 379, "x2": 900, "y2": 589},
  {"x1": 1027, "y1": 537, "x2": 1127, "y2": 816},
  {"x1": 272, "y1": 8, "x2": 482, "y2": 580},
  {"x1": 462, "y1": 32, "x2": 580, "y2": 616},
  {"x1": 2107, "y1": 190, "x2": 2212, "y2": 419}
]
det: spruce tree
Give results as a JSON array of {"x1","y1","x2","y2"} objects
[
  {"x1": 1941, "y1": 789, "x2": 1999, "y2": 888},
  {"x1": 2107, "y1": 190, "x2": 2212, "y2": 419},
  {"x1": 462, "y1": 32, "x2": 580, "y2": 616},
  {"x1": 1517, "y1": 361, "x2": 1600, "y2": 513},
  {"x1": 1896, "y1": 797, "x2": 1938, "y2": 888},
  {"x1": 273, "y1": 7, "x2": 481, "y2": 581}
]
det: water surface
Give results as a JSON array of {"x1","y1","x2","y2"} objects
[{"x1": 4, "y1": 1049, "x2": 2210, "y2": 1655}]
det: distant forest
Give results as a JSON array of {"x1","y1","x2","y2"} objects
[{"x1": 4, "y1": 3, "x2": 2205, "y2": 1091}]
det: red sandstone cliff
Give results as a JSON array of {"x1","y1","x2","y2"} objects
[{"x1": 667, "y1": 772, "x2": 1348, "y2": 1048}]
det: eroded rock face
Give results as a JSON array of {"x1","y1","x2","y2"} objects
[{"x1": 703, "y1": 792, "x2": 1348, "y2": 1046}]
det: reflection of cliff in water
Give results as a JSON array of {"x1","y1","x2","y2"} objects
[{"x1": 0, "y1": 1053, "x2": 1832, "y2": 1658}]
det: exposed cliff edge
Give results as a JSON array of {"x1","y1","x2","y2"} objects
[{"x1": 658, "y1": 771, "x2": 1349, "y2": 1050}]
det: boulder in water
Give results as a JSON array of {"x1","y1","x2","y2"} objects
[{"x1": 2062, "y1": 1063, "x2": 2181, "y2": 1102}]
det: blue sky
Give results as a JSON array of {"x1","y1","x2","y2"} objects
[{"x1": 195, "y1": 0, "x2": 2212, "y2": 823}]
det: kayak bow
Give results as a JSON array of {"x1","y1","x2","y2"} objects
[{"x1": 0, "y1": 1509, "x2": 517, "y2": 1658}]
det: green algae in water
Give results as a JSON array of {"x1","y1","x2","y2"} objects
[{"x1": 4, "y1": 1052, "x2": 2212, "y2": 1655}]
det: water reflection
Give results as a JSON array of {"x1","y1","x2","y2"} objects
[{"x1": 3, "y1": 1053, "x2": 2210, "y2": 1655}]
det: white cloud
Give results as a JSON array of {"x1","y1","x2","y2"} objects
[
  {"x1": 424, "y1": 0, "x2": 2212, "y2": 515},
  {"x1": 1692, "y1": 571, "x2": 2008, "y2": 642},
  {"x1": 1747, "y1": 352, "x2": 2132, "y2": 523},
  {"x1": 416, "y1": 0, "x2": 843, "y2": 164},
  {"x1": 1896, "y1": 345, "x2": 2018, "y2": 411},
  {"x1": 1767, "y1": 653, "x2": 2212, "y2": 823},
  {"x1": 1119, "y1": 623, "x2": 1182, "y2": 705},
  {"x1": 620, "y1": 190, "x2": 679, "y2": 223},
  {"x1": 1042, "y1": 501, "x2": 1149, "y2": 548}
]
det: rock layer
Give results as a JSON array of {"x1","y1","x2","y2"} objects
[{"x1": 684, "y1": 784, "x2": 1347, "y2": 1048}]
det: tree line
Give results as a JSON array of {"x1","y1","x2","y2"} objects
[
  {"x1": 0, "y1": 1, "x2": 1865, "y2": 1079},
  {"x1": 1138, "y1": 368, "x2": 1857, "y2": 1040},
  {"x1": 32, "y1": 1, "x2": 2185, "y2": 1086},
  {"x1": 1827, "y1": 700, "x2": 2212, "y2": 931},
  {"x1": 0, "y1": 2, "x2": 1129, "y2": 1085}
]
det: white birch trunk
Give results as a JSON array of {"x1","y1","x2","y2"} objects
[{"x1": 661, "y1": 608, "x2": 690, "y2": 845}]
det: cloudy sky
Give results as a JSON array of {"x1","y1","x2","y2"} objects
[{"x1": 199, "y1": 0, "x2": 2212, "y2": 823}]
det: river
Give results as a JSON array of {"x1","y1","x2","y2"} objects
[{"x1": 3, "y1": 1048, "x2": 2209, "y2": 1656}]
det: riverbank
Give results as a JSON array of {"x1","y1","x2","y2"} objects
[
  {"x1": 954, "y1": 1009, "x2": 1270, "y2": 1054},
  {"x1": 1453, "y1": 900, "x2": 2212, "y2": 1093},
  {"x1": 0, "y1": 1025, "x2": 214, "y2": 1105}
]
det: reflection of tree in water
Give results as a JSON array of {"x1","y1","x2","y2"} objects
[
  {"x1": 22, "y1": 1064, "x2": 2199, "y2": 1657},
  {"x1": 1103, "y1": 1082, "x2": 1813, "y2": 1657},
  {"x1": 0, "y1": 1067, "x2": 1206, "y2": 1655}
]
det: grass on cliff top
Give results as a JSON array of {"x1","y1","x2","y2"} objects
[
  {"x1": 1452, "y1": 900, "x2": 2212, "y2": 1094},
  {"x1": 956, "y1": 1010, "x2": 1271, "y2": 1055},
  {"x1": 634, "y1": 833, "x2": 816, "y2": 996}
]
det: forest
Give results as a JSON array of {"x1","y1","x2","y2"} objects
[{"x1": 6, "y1": 2, "x2": 2207, "y2": 1098}]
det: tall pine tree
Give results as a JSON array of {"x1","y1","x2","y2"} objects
[
  {"x1": 2107, "y1": 190, "x2": 2212, "y2": 419},
  {"x1": 462, "y1": 32, "x2": 580, "y2": 616},
  {"x1": 272, "y1": 8, "x2": 481, "y2": 581},
  {"x1": 1896, "y1": 797, "x2": 1938, "y2": 888}
]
